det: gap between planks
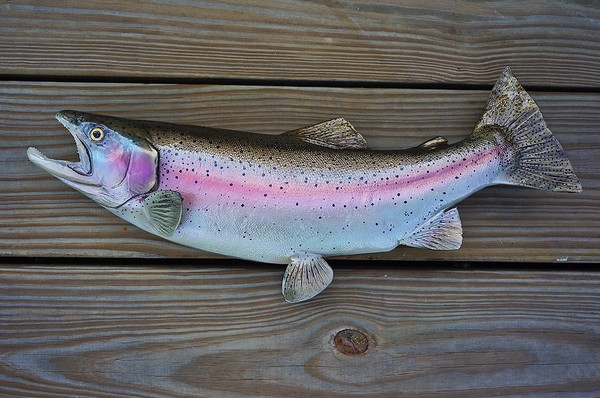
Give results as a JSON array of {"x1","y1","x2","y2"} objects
[{"x1": 3, "y1": 74, "x2": 600, "y2": 94}]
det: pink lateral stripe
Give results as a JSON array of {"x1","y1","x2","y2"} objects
[{"x1": 162, "y1": 146, "x2": 501, "y2": 207}]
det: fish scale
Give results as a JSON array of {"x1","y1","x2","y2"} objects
[
  {"x1": 111, "y1": 130, "x2": 499, "y2": 264},
  {"x1": 27, "y1": 68, "x2": 582, "y2": 302}
]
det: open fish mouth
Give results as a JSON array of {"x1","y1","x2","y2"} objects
[{"x1": 27, "y1": 112, "x2": 99, "y2": 186}]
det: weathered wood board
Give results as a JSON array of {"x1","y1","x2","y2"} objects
[
  {"x1": 2, "y1": 1, "x2": 600, "y2": 86},
  {"x1": 1, "y1": 265, "x2": 599, "y2": 397},
  {"x1": 1, "y1": 82, "x2": 598, "y2": 262},
  {"x1": 3, "y1": 0, "x2": 600, "y2": 395}
]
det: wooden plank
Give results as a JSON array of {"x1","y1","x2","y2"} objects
[
  {"x1": 1, "y1": 82, "x2": 598, "y2": 262},
  {"x1": 2, "y1": 0, "x2": 600, "y2": 86},
  {"x1": 0, "y1": 264, "x2": 599, "y2": 397}
]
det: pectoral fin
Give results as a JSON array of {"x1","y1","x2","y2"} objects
[
  {"x1": 284, "y1": 118, "x2": 368, "y2": 149},
  {"x1": 400, "y1": 208, "x2": 462, "y2": 250},
  {"x1": 143, "y1": 190, "x2": 182, "y2": 236},
  {"x1": 282, "y1": 253, "x2": 334, "y2": 303}
]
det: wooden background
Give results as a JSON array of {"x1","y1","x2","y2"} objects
[{"x1": 1, "y1": 0, "x2": 599, "y2": 396}]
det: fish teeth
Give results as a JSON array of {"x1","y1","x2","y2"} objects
[
  {"x1": 27, "y1": 146, "x2": 97, "y2": 186},
  {"x1": 73, "y1": 135, "x2": 91, "y2": 174},
  {"x1": 26, "y1": 147, "x2": 46, "y2": 160}
]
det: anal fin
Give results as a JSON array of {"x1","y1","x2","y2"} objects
[
  {"x1": 282, "y1": 253, "x2": 333, "y2": 303},
  {"x1": 143, "y1": 190, "x2": 182, "y2": 236},
  {"x1": 283, "y1": 118, "x2": 368, "y2": 149},
  {"x1": 400, "y1": 208, "x2": 463, "y2": 250}
]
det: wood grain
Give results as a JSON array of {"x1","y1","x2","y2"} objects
[
  {"x1": 2, "y1": 0, "x2": 600, "y2": 86},
  {"x1": 0, "y1": 264, "x2": 599, "y2": 397},
  {"x1": 1, "y1": 82, "x2": 598, "y2": 262}
]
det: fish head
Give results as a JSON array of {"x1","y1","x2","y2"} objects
[{"x1": 27, "y1": 110, "x2": 158, "y2": 207}]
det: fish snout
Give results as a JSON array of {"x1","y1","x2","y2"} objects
[{"x1": 55, "y1": 110, "x2": 86, "y2": 130}]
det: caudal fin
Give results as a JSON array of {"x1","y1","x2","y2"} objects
[{"x1": 475, "y1": 67, "x2": 582, "y2": 193}]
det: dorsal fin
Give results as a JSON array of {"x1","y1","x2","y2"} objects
[
  {"x1": 417, "y1": 136, "x2": 448, "y2": 150},
  {"x1": 283, "y1": 118, "x2": 368, "y2": 149}
]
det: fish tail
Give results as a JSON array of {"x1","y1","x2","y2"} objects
[{"x1": 475, "y1": 67, "x2": 582, "y2": 193}]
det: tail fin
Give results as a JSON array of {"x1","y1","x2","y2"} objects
[{"x1": 475, "y1": 67, "x2": 582, "y2": 193}]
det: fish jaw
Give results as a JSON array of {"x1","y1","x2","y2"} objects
[
  {"x1": 29, "y1": 110, "x2": 161, "y2": 208},
  {"x1": 27, "y1": 112, "x2": 101, "y2": 189}
]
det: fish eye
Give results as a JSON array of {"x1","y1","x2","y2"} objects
[{"x1": 89, "y1": 127, "x2": 105, "y2": 142}]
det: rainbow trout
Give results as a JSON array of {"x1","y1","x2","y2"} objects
[{"x1": 28, "y1": 68, "x2": 581, "y2": 302}]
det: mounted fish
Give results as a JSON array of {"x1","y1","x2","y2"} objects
[{"x1": 27, "y1": 68, "x2": 582, "y2": 302}]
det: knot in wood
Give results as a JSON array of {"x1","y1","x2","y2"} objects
[{"x1": 334, "y1": 329, "x2": 369, "y2": 355}]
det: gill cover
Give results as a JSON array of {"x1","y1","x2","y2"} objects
[{"x1": 28, "y1": 110, "x2": 159, "y2": 208}]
